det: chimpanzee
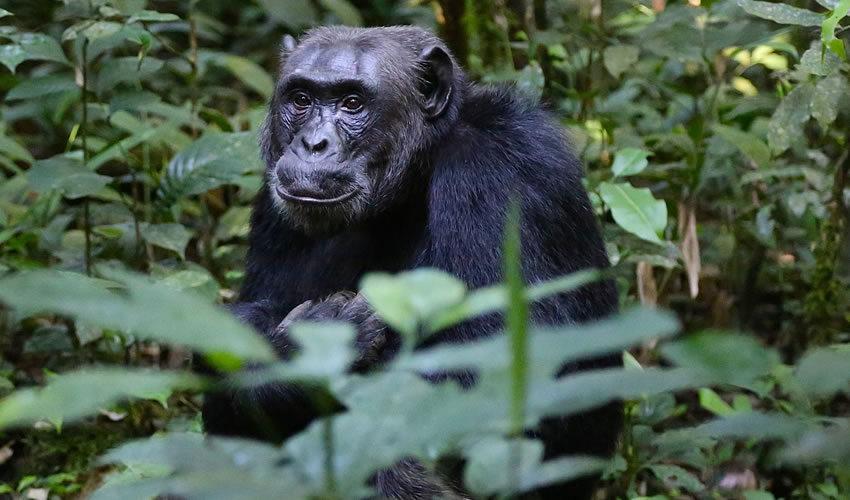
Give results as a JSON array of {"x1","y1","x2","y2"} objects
[{"x1": 201, "y1": 26, "x2": 620, "y2": 499}]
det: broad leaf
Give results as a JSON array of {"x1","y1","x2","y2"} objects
[
  {"x1": 737, "y1": 0, "x2": 823, "y2": 26},
  {"x1": 319, "y1": 0, "x2": 363, "y2": 26},
  {"x1": 795, "y1": 347, "x2": 850, "y2": 396},
  {"x1": 464, "y1": 437, "x2": 605, "y2": 495},
  {"x1": 27, "y1": 156, "x2": 111, "y2": 199},
  {"x1": 603, "y1": 45, "x2": 639, "y2": 78},
  {"x1": 661, "y1": 331, "x2": 779, "y2": 385},
  {"x1": 712, "y1": 124, "x2": 771, "y2": 168},
  {"x1": 5, "y1": 73, "x2": 78, "y2": 101},
  {"x1": 360, "y1": 269, "x2": 467, "y2": 339},
  {"x1": 611, "y1": 148, "x2": 651, "y2": 177},
  {"x1": 0, "y1": 369, "x2": 203, "y2": 429},
  {"x1": 810, "y1": 76, "x2": 846, "y2": 128},
  {"x1": 142, "y1": 223, "x2": 192, "y2": 259},
  {"x1": 0, "y1": 270, "x2": 275, "y2": 362},
  {"x1": 201, "y1": 51, "x2": 275, "y2": 99},
  {"x1": 768, "y1": 83, "x2": 813, "y2": 154},
  {"x1": 599, "y1": 182, "x2": 667, "y2": 244},
  {"x1": 128, "y1": 10, "x2": 181, "y2": 23},
  {"x1": 160, "y1": 132, "x2": 263, "y2": 203}
]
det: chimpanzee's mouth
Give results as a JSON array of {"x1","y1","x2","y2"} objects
[{"x1": 276, "y1": 186, "x2": 359, "y2": 206}]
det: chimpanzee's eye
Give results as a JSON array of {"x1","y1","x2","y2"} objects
[
  {"x1": 341, "y1": 95, "x2": 364, "y2": 112},
  {"x1": 293, "y1": 91, "x2": 312, "y2": 108}
]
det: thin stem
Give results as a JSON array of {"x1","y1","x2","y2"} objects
[
  {"x1": 81, "y1": 39, "x2": 92, "y2": 276},
  {"x1": 504, "y1": 199, "x2": 529, "y2": 495},
  {"x1": 188, "y1": 0, "x2": 200, "y2": 139}
]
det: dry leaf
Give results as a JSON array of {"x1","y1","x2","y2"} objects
[
  {"x1": 637, "y1": 260, "x2": 658, "y2": 307},
  {"x1": 27, "y1": 489, "x2": 48, "y2": 500},
  {"x1": 0, "y1": 444, "x2": 12, "y2": 465},
  {"x1": 678, "y1": 203, "x2": 701, "y2": 298}
]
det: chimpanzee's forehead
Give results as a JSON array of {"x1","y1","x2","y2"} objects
[{"x1": 285, "y1": 42, "x2": 382, "y2": 82}]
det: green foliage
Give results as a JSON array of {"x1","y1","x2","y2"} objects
[{"x1": 0, "y1": 0, "x2": 849, "y2": 498}]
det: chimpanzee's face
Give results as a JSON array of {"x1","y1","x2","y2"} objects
[
  {"x1": 261, "y1": 29, "x2": 455, "y2": 234},
  {"x1": 267, "y1": 43, "x2": 384, "y2": 233}
]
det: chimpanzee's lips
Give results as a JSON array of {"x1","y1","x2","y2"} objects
[{"x1": 276, "y1": 186, "x2": 358, "y2": 206}]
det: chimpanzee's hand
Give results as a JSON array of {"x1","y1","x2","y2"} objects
[{"x1": 274, "y1": 291, "x2": 391, "y2": 372}]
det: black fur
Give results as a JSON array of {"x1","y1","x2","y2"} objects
[{"x1": 202, "y1": 26, "x2": 620, "y2": 499}]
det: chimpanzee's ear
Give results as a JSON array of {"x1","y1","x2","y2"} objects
[
  {"x1": 417, "y1": 45, "x2": 454, "y2": 120},
  {"x1": 281, "y1": 35, "x2": 297, "y2": 55}
]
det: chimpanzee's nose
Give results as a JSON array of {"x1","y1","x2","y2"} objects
[
  {"x1": 296, "y1": 121, "x2": 338, "y2": 160},
  {"x1": 302, "y1": 135, "x2": 328, "y2": 153}
]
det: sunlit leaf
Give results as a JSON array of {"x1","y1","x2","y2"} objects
[
  {"x1": 611, "y1": 148, "x2": 651, "y2": 177},
  {"x1": 599, "y1": 182, "x2": 667, "y2": 244}
]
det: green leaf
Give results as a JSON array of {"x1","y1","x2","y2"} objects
[
  {"x1": 0, "y1": 33, "x2": 69, "y2": 73},
  {"x1": 603, "y1": 45, "x2": 639, "y2": 78},
  {"x1": 95, "y1": 434, "x2": 307, "y2": 499},
  {"x1": 0, "y1": 270, "x2": 275, "y2": 362},
  {"x1": 82, "y1": 21, "x2": 123, "y2": 41},
  {"x1": 611, "y1": 148, "x2": 651, "y2": 177},
  {"x1": 360, "y1": 269, "x2": 467, "y2": 340},
  {"x1": 5, "y1": 73, "x2": 78, "y2": 101},
  {"x1": 0, "y1": 369, "x2": 203, "y2": 429},
  {"x1": 142, "y1": 223, "x2": 192, "y2": 259},
  {"x1": 202, "y1": 52, "x2": 274, "y2": 99},
  {"x1": 768, "y1": 83, "x2": 813, "y2": 154},
  {"x1": 256, "y1": 0, "x2": 317, "y2": 29},
  {"x1": 399, "y1": 307, "x2": 680, "y2": 377},
  {"x1": 737, "y1": 0, "x2": 823, "y2": 26},
  {"x1": 646, "y1": 464, "x2": 704, "y2": 493},
  {"x1": 821, "y1": 0, "x2": 850, "y2": 59},
  {"x1": 236, "y1": 322, "x2": 356, "y2": 383},
  {"x1": 0, "y1": 135, "x2": 34, "y2": 164},
  {"x1": 810, "y1": 75, "x2": 846, "y2": 128},
  {"x1": 128, "y1": 10, "x2": 181, "y2": 22},
  {"x1": 515, "y1": 62, "x2": 545, "y2": 100},
  {"x1": 464, "y1": 437, "x2": 606, "y2": 495},
  {"x1": 27, "y1": 156, "x2": 111, "y2": 199},
  {"x1": 795, "y1": 347, "x2": 850, "y2": 397},
  {"x1": 798, "y1": 44, "x2": 843, "y2": 76},
  {"x1": 160, "y1": 132, "x2": 263, "y2": 203},
  {"x1": 712, "y1": 124, "x2": 771, "y2": 168},
  {"x1": 95, "y1": 57, "x2": 164, "y2": 94},
  {"x1": 693, "y1": 412, "x2": 808, "y2": 440},
  {"x1": 698, "y1": 387, "x2": 735, "y2": 416},
  {"x1": 661, "y1": 331, "x2": 779, "y2": 385},
  {"x1": 599, "y1": 182, "x2": 667, "y2": 244},
  {"x1": 426, "y1": 270, "x2": 601, "y2": 333},
  {"x1": 319, "y1": 0, "x2": 363, "y2": 26}
]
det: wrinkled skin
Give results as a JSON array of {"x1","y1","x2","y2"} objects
[{"x1": 202, "y1": 26, "x2": 620, "y2": 500}]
